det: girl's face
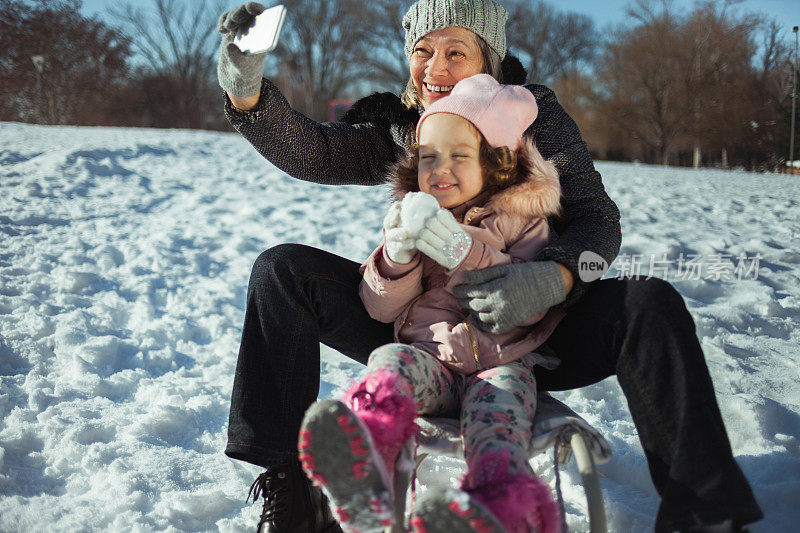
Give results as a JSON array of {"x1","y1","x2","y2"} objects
[
  {"x1": 418, "y1": 113, "x2": 484, "y2": 209},
  {"x1": 409, "y1": 27, "x2": 484, "y2": 109}
]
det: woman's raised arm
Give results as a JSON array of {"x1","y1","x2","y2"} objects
[
  {"x1": 224, "y1": 78, "x2": 405, "y2": 187},
  {"x1": 218, "y1": 3, "x2": 404, "y2": 186}
]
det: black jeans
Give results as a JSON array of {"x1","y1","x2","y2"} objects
[{"x1": 226, "y1": 244, "x2": 762, "y2": 531}]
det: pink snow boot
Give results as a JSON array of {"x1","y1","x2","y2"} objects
[
  {"x1": 410, "y1": 487, "x2": 506, "y2": 533},
  {"x1": 298, "y1": 370, "x2": 417, "y2": 532},
  {"x1": 343, "y1": 370, "x2": 418, "y2": 482},
  {"x1": 464, "y1": 451, "x2": 561, "y2": 533}
]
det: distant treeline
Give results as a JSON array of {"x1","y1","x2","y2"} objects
[{"x1": 1, "y1": 0, "x2": 797, "y2": 171}]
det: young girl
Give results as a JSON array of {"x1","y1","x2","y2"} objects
[{"x1": 298, "y1": 74, "x2": 563, "y2": 533}]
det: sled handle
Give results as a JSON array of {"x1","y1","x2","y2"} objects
[{"x1": 570, "y1": 432, "x2": 608, "y2": 533}]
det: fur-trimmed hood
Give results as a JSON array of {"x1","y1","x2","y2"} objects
[
  {"x1": 392, "y1": 137, "x2": 562, "y2": 221},
  {"x1": 484, "y1": 137, "x2": 562, "y2": 219}
]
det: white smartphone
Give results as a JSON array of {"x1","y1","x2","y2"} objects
[{"x1": 233, "y1": 4, "x2": 286, "y2": 55}]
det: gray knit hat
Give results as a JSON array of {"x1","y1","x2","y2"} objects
[{"x1": 402, "y1": 0, "x2": 508, "y2": 60}]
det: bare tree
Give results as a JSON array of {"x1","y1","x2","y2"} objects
[
  {"x1": 0, "y1": 0, "x2": 131, "y2": 125},
  {"x1": 266, "y1": 0, "x2": 390, "y2": 121},
  {"x1": 596, "y1": 0, "x2": 791, "y2": 169},
  {"x1": 505, "y1": 0, "x2": 597, "y2": 85},
  {"x1": 625, "y1": 0, "x2": 676, "y2": 25},
  {"x1": 353, "y1": 0, "x2": 410, "y2": 93},
  {"x1": 678, "y1": 3, "x2": 758, "y2": 166},
  {"x1": 728, "y1": 18, "x2": 794, "y2": 170},
  {"x1": 599, "y1": 15, "x2": 686, "y2": 165},
  {"x1": 110, "y1": 0, "x2": 227, "y2": 128}
]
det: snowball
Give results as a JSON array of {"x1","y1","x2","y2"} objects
[{"x1": 400, "y1": 191, "x2": 440, "y2": 237}]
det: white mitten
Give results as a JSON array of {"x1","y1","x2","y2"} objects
[
  {"x1": 416, "y1": 209, "x2": 473, "y2": 270},
  {"x1": 383, "y1": 202, "x2": 417, "y2": 264}
]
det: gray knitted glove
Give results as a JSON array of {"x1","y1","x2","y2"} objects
[
  {"x1": 217, "y1": 2, "x2": 268, "y2": 97},
  {"x1": 453, "y1": 261, "x2": 566, "y2": 334}
]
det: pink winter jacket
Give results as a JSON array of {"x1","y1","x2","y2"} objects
[{"x1": 359, "y1": 138, "x2": 566, "y2": 374}]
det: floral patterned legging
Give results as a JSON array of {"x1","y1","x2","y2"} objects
[{"x1": 363, "y1": 343, "x2": 539, "y2": 486}]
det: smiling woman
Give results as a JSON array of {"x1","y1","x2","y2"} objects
[
  {"x1": 409, "y1": 28, "x2": 484, "y2": 105},
  {"x1": 405, "y1": 27, "x2": 491, "y2": 109},
  {"x1": 215, "y1": 0, "x2": 762, "y2": 531}
]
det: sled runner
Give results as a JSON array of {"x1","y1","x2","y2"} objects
[{"x1": 388, "y1": 392, "x2": 612, "y2": 533}]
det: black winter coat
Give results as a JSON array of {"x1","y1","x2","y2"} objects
[{"x1": 223, "y1": 65, "x2": 621, "y2": 308}]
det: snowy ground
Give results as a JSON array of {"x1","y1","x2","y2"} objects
[{"x1": 0, "y1": 122, "x2": 798, "y2": 532}]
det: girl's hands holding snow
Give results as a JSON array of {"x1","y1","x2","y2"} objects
[
  {"x1": 383, "y1": 202, "x2": 418, "y2": 264},
  {"x1": 416, "y1": 209, "x2": 472, "y2": 270},
  {"x1": 386, "y1": 192, "x2": 471, "y2": 269}
]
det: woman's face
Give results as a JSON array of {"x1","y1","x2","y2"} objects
[{"x1": 409, "y1": 27, "x2": 484, "y2": 109}]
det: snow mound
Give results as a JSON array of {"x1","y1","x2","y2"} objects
[{"x1": 0, "y1": 123, "x2": 798, "y2": 531}]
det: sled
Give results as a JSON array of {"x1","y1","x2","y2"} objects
[{"x1": 388, "y1": 392, "x2": 612, "y2": 533}]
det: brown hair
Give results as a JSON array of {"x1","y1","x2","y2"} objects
[
  {"x1": 400, "y1": 33, "x2": 503, "y2": 110},
  {"x1": 393, "y1": 131, "x2": 533, "y2": 202}
]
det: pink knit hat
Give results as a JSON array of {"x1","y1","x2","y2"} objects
[{"x1": 416, "y1": 73, "x2": 538, "y2": 150}]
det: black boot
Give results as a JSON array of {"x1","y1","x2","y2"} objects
[{"x1": 248, "y1": 461, "x2": 343, "y2": 533}]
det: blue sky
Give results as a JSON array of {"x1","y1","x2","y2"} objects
[
  {"x1": 553, "y1": 0, "x2": 798, "y2": 29},
  {"x1": 81, "y1": 0, "x2": 800, "y2": 30}
]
